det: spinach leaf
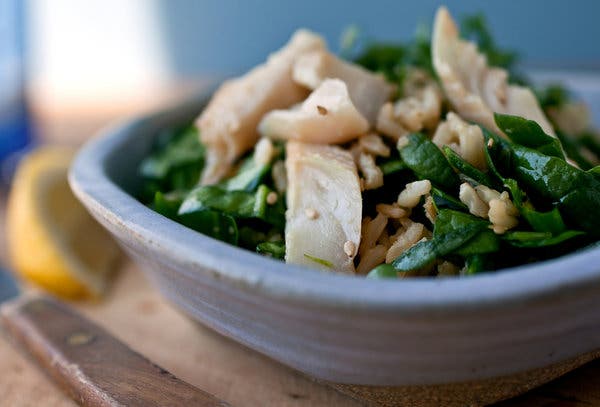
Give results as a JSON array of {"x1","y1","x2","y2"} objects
[
  {"x1": 354, "y1": 23, "x2": 433, "y2": 87},
  {"x1": 366, "y1": 264, "x2": 397, "y2": 279},
  {"x1": 236, "y1": 225, "x2": 266, "y2": 249},
  {"x1": 178, "y1": 210, "x2": 238, "y2": 245},
  {"x1": 355, "y1": 44, "x2": 406, "y2": 83},
  {"x1": 483, "y1": 129, "x2": 570, "y2": 235},
  {"x1": 179, "y1": 184, "x2": 285, "y2": 229},
  {"x1": 537, "y1": 84, "x2": 569, "y2": 109},
  {"x1": 494, "y1": 113, "x2": 565, "y2": 159},
  {"x1": 556, "y1": 131, "x2": 595, "y2": 170},
  {"x1": 520, "y1": 206, "x2": 566, "y2": 235},
  {"x1": 505, "y1": 179, "x2": 567, "y2": 235},
  {"x1": 434, "y1": 209, "x2": 488, "y2": 235},
  {"x1": 443, "y1": 146, "x2": 496, "y2": 188},
  {"x1": 460, "y1": 14, "x2": 517, "y2": 71},
  {"x1": 388, "y1": 239, "x2": 438, "y2": 271},
  {"x1": 510, "y1": 145, "x2": 600, "y2": 236},
  {"x1": 580, "y1": 132, "x2": 600, "y2": 158},
  {"x1": 390, "y1": 225, "x2": 484, "y2": 272},
  {"x1": 399, "y1": 133, "x2": 460, "y2": 191},
  {"x1": 482, "y1": 128, "x2": 514, "y2": 177},
  {"x1": 405, "y1": 22, "x2": 434, "y2": 76},
  {"x1": 496, "y1": 175, "x2": 567, "y2": 235},
  {"x1": 465, "y1": 254, "x2": 486, "y2": 275},
  {"x1": 434, "y1": 209, "x2": 499, "y2": 256},
  {"x1": 511, "y1": 146, "x2": 595, "y2": 199},
  {"x1": 456, "y1": 230, "x2": 500, "y2": 256},
  {"x1": 589, "y1": 165, "x2": 600, "y2": 180},
  {"x1": 503, "y1": 230, "x2": 584, "y2": 248},
  {"x1": 386, "y1": 210, "x2": 490, "y2": 272},
  {"x1": 150, "y1": 189, "x2": 239, "y2": 245},
  {"x1": 139, "y1": 126, "x2": 204, "y2": 190},
  {"x1": 220, "y1": 155, "x2": 271, "y2": 192},
  {"x1": 152, "y1": 191, "x2": 186, "y2": 220},
  {"x1": 257, "y1": 241, "x2": 285, "y2": 259},
  {"x1": 431, "y1": 187, "x2": 468, "y2": 212},
  {"x1": 560, "y1": 188, "x2": 600, "y2": 236},
  {"x1": 379, "y1": 159, "x2": 407, "y2": 176}
]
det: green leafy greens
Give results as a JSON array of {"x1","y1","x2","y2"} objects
[
  {"x1": 138, "y1": 12, "x2": 599, "y2": 279},
  {"x1": 139, "y1": 126, "x2": 286, "y2": 257}
]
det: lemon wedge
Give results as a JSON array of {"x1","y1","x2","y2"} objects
[{"x1": 6, "y1": 147, "x2": 120, "y2": 299}]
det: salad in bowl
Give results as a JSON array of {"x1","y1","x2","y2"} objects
[{"x1": 138, "y1": 6, "x2": 600, "y2": 278}]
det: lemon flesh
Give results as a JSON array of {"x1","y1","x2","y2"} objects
[{"x1": 6, "y1": 147, "x2": 120, "y2": 299}]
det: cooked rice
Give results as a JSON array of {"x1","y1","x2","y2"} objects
[
  {"x1": 459, "y1": 182, "x2": 489, "y2": 218},
  {"x1": 356, "y1": 245, "x2": 388, "y2": 274},
  {"x1": 376, "y1": 102, "x2": 408, "y2": 140},
  {"x1": 386, "y1": 221, "x2": 427, "y2": 263},
  {"x1": 254, "y1": 137, "x2": 275, "y2": 166},
  {"x1": 358, "y1": 152, "x2": 384, "y2": 190},
  {"x1": 358, "y1": 133, "x2": 391, "y2": 157},
  {"x1": 375, "y1": 69, "x2": 442, "y2": 139},
  {"x1": 377, "y1": 228, "x2": 392, "y2": 248},
  {"x1": 394, "y1": 88, "x2": 441, "y2": 131},
  {"x1": 459, "y1": 182, "x2": 519, "y2": 233},
  {"x1": 433, "y1": 112, "x2": 487, "y2": 170},
  {"x1": 376, "y1": 203, "x2": 407, "y2": 219},
  {"x1": 424, "y1": 194, "x2": 437, "y2": 223},
  {"x1": 475, "y1": 184, "x2": 502, "y2": 203},
  {"x1": 488, "y1": 192, "x2": 519, "y2": 234},
  {"x1": 397, "y1": 180, "x2": 432, "y2": 208},
  {"x1": 359, "y1": 213, "x2": 388, "y2": 257}
]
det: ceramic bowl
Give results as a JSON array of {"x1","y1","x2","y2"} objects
[{"x1": 69, "y1": 85, "x2": 600, "y2": 406}]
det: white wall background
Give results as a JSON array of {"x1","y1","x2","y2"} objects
[
  {"x1": 24, "y1": 0, "x2": 600, "y2": 113},
  {"x1": 26, "y1": 0, "x2": 170, "y2": 109}
]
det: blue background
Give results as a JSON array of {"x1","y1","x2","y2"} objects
[{"x1": 156, "y1": 0, "x2": 600, "y2": 77}]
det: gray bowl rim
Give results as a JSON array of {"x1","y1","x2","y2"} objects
[{"x1": 69, "y1": 88, "x2": 600, "y2": 313}]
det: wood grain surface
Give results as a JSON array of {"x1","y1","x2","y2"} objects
[
  {"x1": 1, "y1": 296, "x2": 229, "y2": 407},
  {"x1": 0, "y1": 263, "x2": 362, "y2": 407},
  {"x1": 2, "y1": 262, "x2": 600, "y2": 406}
]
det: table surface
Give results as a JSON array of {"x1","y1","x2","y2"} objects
[
  {"x1": 2, "y1": 85, "x2": 600, "y2": 406},
  {"x1": 4, "y1": 261, "x2": 600, "y2": 407}
]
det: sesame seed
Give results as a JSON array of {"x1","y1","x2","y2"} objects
[
  {"x1": 305, "y1": 208, "x2": 319, "y2": 219},
  {"x1": 343, "y1": 240, "x2": 356, "y2": 257},
  {"x1": 316, "y1": 105, "x2": 328, "y2": 115},
  {"x1": 487, "y1": 138, "x2": 494, "y2": 148},
  {"x1": 266, "y1": 191, "x2": 278, "y2": 205}
]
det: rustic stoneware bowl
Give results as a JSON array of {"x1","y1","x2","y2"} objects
[{"x1": 70, "y1": 86, "x2": 600, "y2": 406}]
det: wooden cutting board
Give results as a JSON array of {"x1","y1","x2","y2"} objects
[
  {"x1": 0, "y1": 261, "x2": 362, "y2": 406},
  {"x1": 3, "y1": 259, "x2": 600, "y2": 406}
]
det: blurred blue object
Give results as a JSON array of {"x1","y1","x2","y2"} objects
[
  {"x1": 0, "y1": 0, "x2": 32, "y2": 183},
  {"x1": 0, "y1": 266, "x2": 18, "y2": 304},
  {"x1": 156, "y1": 0, "x2": 600, "y2": 77}
]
